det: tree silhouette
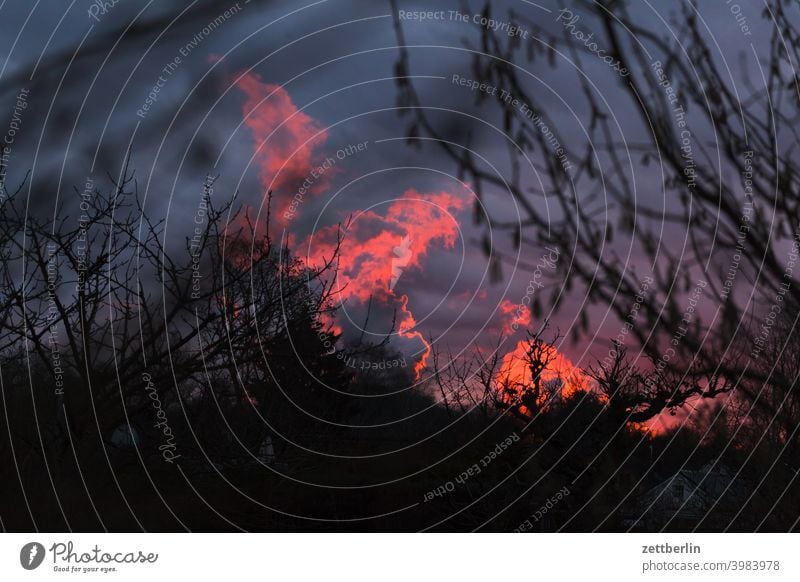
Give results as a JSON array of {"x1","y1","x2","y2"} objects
[{"x1": 391, "y1": 0, "x2": 800, "y2": 421}]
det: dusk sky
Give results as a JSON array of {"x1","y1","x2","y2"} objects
[
  {"x1": 0, "y1": 1, "x2": 782, "y2": 428},
  {"x1": 3, "y1": 0, "x2": 765, "y2": 375}
]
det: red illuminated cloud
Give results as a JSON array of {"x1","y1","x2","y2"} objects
[
  {"x1": 304, "y1": 189, "x2": 467, "y2": 303},
  {"x1": 499, "y1": 299, "x2": 531, "y2": 336},
  {"x1": 233, "y1": 76, "x2": 472, "y2": 378},
  {"x1": 303, "y1": 188, "x2": 469, "y2": 376},
  {"x1": 235, "y1": 71, "x2": 331, "y2": 224}
]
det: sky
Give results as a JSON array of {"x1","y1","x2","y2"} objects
[{"x1": 0, "y1": 0, "x2": 780, "y2": 422}]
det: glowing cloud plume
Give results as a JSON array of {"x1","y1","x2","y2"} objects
[
  {"x1": 499, "y1": 299, "x2": 532, "y2": 336},
  {"x1": 304, "y1": 189, "x2": 469, "y2": 376},
  {"x1": 235, "y1": 71, "x2": 330, "y2": 224},
  {"x1": 234, "y1": 77, "x2": 470, "y2": 378}
]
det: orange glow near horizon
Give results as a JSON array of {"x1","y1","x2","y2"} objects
[
  {"x1": 495, "y1": 341, "x2": 659, "y2": 434},
  {"x1": 496, "y1": 339, "x2": 591, "y2": 410}
]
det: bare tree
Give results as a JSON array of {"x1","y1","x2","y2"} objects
[
  {"x1": 391, "y1": 0, "x2": 800, "y2": 419},
  {"x1": 0, "y1": 167, "x2": 347, "y2": 505}
]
